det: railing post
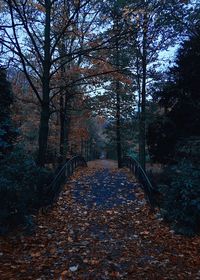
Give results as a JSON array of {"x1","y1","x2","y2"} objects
[{"x1": 68, "y1": 164, "x2": 70, "y2": 176}]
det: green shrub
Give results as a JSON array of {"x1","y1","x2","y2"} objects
[
  {"x1": 159, "y1": 161, "x2": 200, "y2": 235},
  {"x1": 147, "y1": 116, "x2": 177, "y2": 163},
  {"x1": 0, "y1": 68, "x2": 19, "y2": 158},
  {"x1": 0, "y1": 69, "x2": 54, "y2": 233},
  {"x1": 0, "y1": 146, "x2": 52, "y2": 233}
]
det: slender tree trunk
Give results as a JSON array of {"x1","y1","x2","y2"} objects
[
  {"x1": 59, "y1": 82, "x2": 71, "y2": 161},
  {"x1": 59, "y1": 37, "x2": 66, "y2": 161},
  {"x1": 59, "y1": 92, "x2": 65, "y2": 159},
  {"x1": 81, "y1": 138, "x2": 83, "y2": 156},
  {"x1": 136, "y1": 54, "x2": 141, "y2": 114},
  {"x1": 59, "y1": 2, "x2": 71, "y2": 162},
  {"x1": 116, "y1": 80, "x2": 122, "y2": 168},
  {"x1": 89, "y1": 138, "x2": 93, "y2": 160},
  {"x1": 115, "y1": 17, "x2": 122, "y2": 168},
  {"x1": 37, "y1": 0, "x2": 51, "y2": 166},
  {"x1": 139, "y1": 14, "x2": 147, "y2": 171},
  {"x1": 63, "y1": 96, "x2": 71, "y2": 157},
  {"x1": 60, "y1": 100, "x2": 71, "y2": 160},
  {"x1": 38, "y1": 103, "x2": 50, "y2": 166},
  {"x1": 85, "y1": 140, "x2": 88, "y2": 161}
]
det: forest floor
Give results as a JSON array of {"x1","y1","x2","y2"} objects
[{"x1": 1, "y1": 160, "x2": 200, "y2": 280}]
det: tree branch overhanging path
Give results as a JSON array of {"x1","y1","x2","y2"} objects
[
  {"x1": 0, "y1": 0, "x2": 129, "y2": 166},
  {"x1": 1, "y1": 161, "x2": 200, "y2": 280},
  {"x1": 0, "y1": 0, "x2": 196, "y2": 167},
  {"x1": 1, "y1": 0, "x2": 200, "y2": 278}
]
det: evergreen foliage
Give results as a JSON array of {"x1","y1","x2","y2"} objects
[
  {"x1": 159, "y1": 161, "x2": 200, "y2": 235},
  {"x1": 0, "y1": 146, "x2": 52, "y2": 233},
  {"x1": 147, "y1": 116, "x2": 176, "y2": 163},
  {"x1": 148, "y1": 28, "x2": 200, "y2": 235},
  {"x1": 0, "y1": 67, "x2": 18, "y2": 158},
  {"x1": 147, "y1": 29, "x2": 200, "y2": 163},
  {"x1": 0, "y1": 69, "x2": 52, "y2": 233}
]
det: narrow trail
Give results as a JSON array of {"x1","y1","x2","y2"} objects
[{"x1": 1, "y1": 161, "x2": 200, "y2": 279}]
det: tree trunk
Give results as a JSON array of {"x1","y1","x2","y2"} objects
[
  {"x1": 116, "y1": 81, "x2": 122, "y2": 168},
  {"x1": 59, "y1": 35, "x2": 71, "y2": 162},
  {"x1": 60, "y1": 94, "x2": 71, "y2": 160},
  {"x1": 139, "y1": 14, "x2": 147, "y2": 171},
  {"x1": 37, "y1": 0, "x2": 51, "y2": 166},
  {"x1": 59, "y1": 89, "x2": 70, "y2": 160},
  {"x1": 115, "y1": 16, "x2": 122, "y2": 168},
  {"x1": 59, "y1": 91, "x2": 65, "y2": 160},
  {"x1": 38, "y1": 104, "x2": 50, "y2": 166},
  {"x1": 81, "y1": 138, "x2": 84, "y2": 156}
]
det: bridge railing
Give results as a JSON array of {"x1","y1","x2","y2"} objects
[
  {"x1": 43, "y1": 155, "x2": 87, "y2": 207},
  {"x1": 122, "y1": 156, "x2": 155, "y2": 209}
]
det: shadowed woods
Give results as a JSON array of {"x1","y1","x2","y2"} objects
[
  {"x1": 1, "y1": 0, "x2": 200, "y2": 278},
  {"x1": 1, "y1": 161, "x2": 200, "y2": 280}
]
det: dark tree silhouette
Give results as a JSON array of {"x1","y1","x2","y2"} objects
[
  {"x1": 147, "y1": 28, "x2": 200, "y2": 162},
  {"x1": 0, "y1": 67, "x2": 18, "y2": 158}
]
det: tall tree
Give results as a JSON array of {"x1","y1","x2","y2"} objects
[
  {"x1": 147, "y1": 27, "x2": 200, "y2": 162},
  {"x1": 124, "y1": 0, "x2": 190, "y2": 170},
  {"x1": 96, "y1": 0, "x2": 134, "y2": 167},
  {"x1": 0, "y1": 0, "x2": 111, "y2": 166}
]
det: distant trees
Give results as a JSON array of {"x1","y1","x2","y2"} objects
[
  {"x1": 106, "y1": 1, "x2": 132, "y2": 167},
  {"x1": 88, "y1": 0, "x2": 136, "y2": 167}
]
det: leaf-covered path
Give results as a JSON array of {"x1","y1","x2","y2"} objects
[{"x1": 1, "y1": 160, "x2": 200, "y2": 279}]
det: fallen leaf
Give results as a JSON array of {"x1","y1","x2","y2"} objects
[{"x1": 69, "y1": 265, "x2": 79, "y2": 272}]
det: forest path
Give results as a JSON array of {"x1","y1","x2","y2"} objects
[
  {"x1": 87, "y1": 159, "x2": 118, "y2": 169},
  {"x1": 1, "y1": 165, "x2": 200, "y2": 279}
]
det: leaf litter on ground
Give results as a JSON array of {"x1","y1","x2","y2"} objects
[{"x1": 1, "y1": 162, "x2": 200, "y2": 279}]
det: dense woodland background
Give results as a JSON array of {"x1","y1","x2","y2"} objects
[{"x1": 0, "y1": 0, "x2": 200, "y2": 235}]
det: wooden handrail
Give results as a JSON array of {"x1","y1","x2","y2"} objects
[{"x1": 122, "y1": 156, "x2": 155, "y2": 209}]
